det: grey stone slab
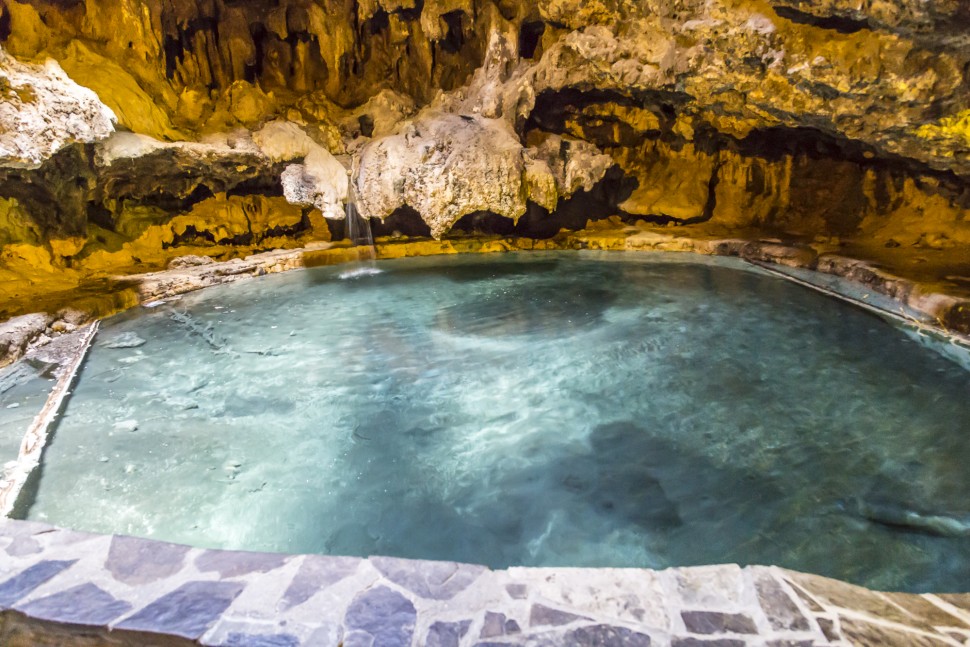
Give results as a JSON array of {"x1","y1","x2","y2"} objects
[
  {"x1": 672, "y1": 566, "x2": 744, "y2": 608},
  {"x1": 506, "y1": 583, "x2": 528, "y2": 599},
  {"x1": 281, "y1": 555, "x2": 362, "y2": 610},
  {"x1": 196, "y1": 549, "x2": 289, "y2": 578},
  {"x1": 219, "y1": 632, "x2": 301, "y2": 647},
  {"x1": 4, "y1": 536, "x2": 41, "y2": 556},
  {"x1": 15, "y1": 583, "x2": 131, "y2": 626},
  {"x1": 371, "y1": 556, "x2": 485, "y2": 600},
  {"x1": 681, "y1": 611, "x2": 758, "y2": 635},
  {"x1": 426, "y1": 620, "x2": 472, "y2": 647},
  {"x1": 816, "y1": 616, "x2": 840, "y2": 642},
  {"x1": 0, "y1": 559, "x2": 76, "y2": 607},
  {"x1": 839, "y1": 618, "x2": 945, "y2": 647},
  {"x1": 116, "y1": 580, "x2": 246, "y2": 639},
  {"x1": 672, "y1": 639, "x2": 746, "y2": 647},
  {"x1": 343, "y1": 630, "x2": 375, "y2": 647},
  {"x1": 344, "y1": 585, "x2": 416, "y2": 647},
  {"x1": 0, "y1": 519, "x2": 55, "y2": 537},
  {"x1": 106, "y1": 534, "x2": 190, "y2": 585},
  {"x1": 561, "y1": 624, "x2": 653, "y2": 646},
  {"x1": 754, "y1": 573, "x2": 811, "y2": 632},
  {"x1": 306, "y1": 624, "x2": 344, "y2": 645},
  {"x1": 530, "y1": 603, "x2": 590, "y2": 627},
  {"x1": 480, "y1": 611, "x2": 520, "y2": 638}
]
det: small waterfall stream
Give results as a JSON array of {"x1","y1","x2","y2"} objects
[{"x1": 339, "y1": 173, "x2": 382, "y2": 279}]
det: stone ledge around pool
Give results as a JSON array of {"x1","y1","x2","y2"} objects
[{"x1": 0, "y1": 520, "x2": 968, "y2": 646}]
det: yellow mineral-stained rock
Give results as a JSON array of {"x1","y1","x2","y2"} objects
[{"x1": 0, "y1": 0, "x2": 967, "y2": 319}]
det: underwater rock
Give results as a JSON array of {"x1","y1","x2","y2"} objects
[
  {"x1": 101, "y1": 333, "x2": 146, "y2": 350},
  {"x1": 854, "y1": 499, "x2": 970, "y2": 537}
]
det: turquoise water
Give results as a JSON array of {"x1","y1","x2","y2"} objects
[{"x1": 20, "y1": 252, "x2": 970, "y2": 592}]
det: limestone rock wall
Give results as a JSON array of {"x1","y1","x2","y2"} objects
[{"x1": 0, "y1": 0, "x2": 968, "y2": 310}]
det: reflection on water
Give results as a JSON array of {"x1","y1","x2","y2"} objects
[{"x1": 21, "y1": 252, "x2": 970, "y2": 592}]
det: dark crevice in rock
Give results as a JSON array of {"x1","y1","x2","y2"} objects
[
  {"x1": 163, "y1": 225, "x2": 216, "y2": 249},
  {"x1": 0, "y1": 4, "x2": 11, "y2": 41},
  {"x1": 519, "y1": 166, "x2": 640, "y2": 237},
  {"x1": 439, "y1": 11, "x2": 466, "y2": 55},
  {"x1": 729, "y1": 125, "x2": 970, "y2": 202},
  {"x1": 261, "y1": 211, "x2": 313, "y2": 242},
  {"x1": 518, "y1": 21, "x2": 545, "y2": 59},
  {"x1": 162, "y1": 16, "x2": 221, "y2": 81},
  {"x1": 225, "y1": 174, "x2": 285, "y2": 199},
  {"x1": 358, "y1": 113, "x2": 375, "y2": 137},
  {"x1": 397, "y1": 0, "x2": 424, "y2": 23},
  {"x1": 772, "y1": 5, "x2": 870, "y2": 34},
  {"x1": 217, "y1": 232, "x2": 254, "y2": 246},
  {"x1": 86, "y1": 203, "x2": 114, "y2": 232},
  {"x1": 246, "y1": 22, "x2": 268, "y2": 83},
  {"x1": 524, "y1": 88, "x2": 687, "y2": 147},
  {"x1": 450, "y1": 211, "x2": 516, "y2": 236},
  {"x1": 121, "y1": 183, "x2": 216, "y2": 213},
  {"x1": 372, "y1": 206, "x2": 433, "y2": 238},
  {"x1": 366, "y1": 9, "x2": 390, "y2": 35},
  {"x1": 0, "y1": 144, "x2": 96, "y2": 239},
  {"x1": 443, "y1": 166, "x2": 642, "y2": 239}
]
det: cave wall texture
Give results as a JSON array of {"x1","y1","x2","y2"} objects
[{"x1": 0, "y1": 0, "x2": 968, "y2": 312}]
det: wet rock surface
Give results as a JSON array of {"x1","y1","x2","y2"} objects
[{"x1": 0, "y1": 520, "x2": 967, "y2": 645}]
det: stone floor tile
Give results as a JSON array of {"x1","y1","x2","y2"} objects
[
  {"x1": 15, "y1": 582, "x2": 131, "y2": 626},
  {"x1": 670, "y1": 565, "x2": 746, "y2": 608},
  {"x1": 202, "y1": 618, "x2": 306, "y2": 647},
  {"x1": 786, "y1": 583, "x2": 825, "y2": 614},
  {"x1": 681, "y1": 610, "x2": 758, "y2": 635},
  {"x1": 753, "y1": 572, "x2": 811, "y2": 632},
  {"x1": 4, "y1": 535, "x2": 40, "y2": 557},
  {"x1": 568, "y1": 624, "x2": 654, "y2": 646},
  {"x1": 343, "y1": 585, "x2": 416, "y2": 647},
  {"x1": 281, "y1": 555, "x2": 362, "y2": 610},
  {"x1": 839, "y1": 618, "x2": 955, "y2": 647},
  {"x1": 371, "y1": 556, "x2": 486, "y2": 600},
  {"x1": 672, "y1": 638, "x2": 746, "y2": 647},
  {"x1": 196, "y1": 550, "x2": 290, "y2": 578},
  {"x1": 425, "y1": 619, "x2": 471, "y2": 647},
  {"x1": 815, "y1": 616, "x2": 842, "y2": 642},
  {"x1": 884, "y1": 594, "x2": 970, "y2": 630},
  {"x1": 480, "y1": 611, "x2": 520, "y2": 638},
  {"x1": 529, "y1": 603, "x2": 590, "y2": 627},
  {"x1": 938, "y1": 595, "x2": 970, "y2": 615},
  {"x1": 116, "y1": 580, "x2": 246, "y2": 639},
  {"x1": 505, "y1": 583, "x2": 528, "y2": 599},
  {"x1": 522, "y1": 568, "x2": 670, "y2": 629},
  {"x1": 785, "y1": 572, "x2": 935, "y2": 631},
  {"x1": 216, "y1": 631, "x2": 301, "y2": 647},
  {"x1": 0, "y1": 559, "x2": 76, "y2": 607},
  {"x1": 106, "y1": 534, "x2": 190, "y2": 585}
]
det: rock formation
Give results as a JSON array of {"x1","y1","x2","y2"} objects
[{"x1": 0, "y1": 0, "x2": 967, "y2": 322}]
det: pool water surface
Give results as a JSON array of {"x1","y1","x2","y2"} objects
[{"x1": 19, "y1": 252, "x2": 970, "y2": 592}]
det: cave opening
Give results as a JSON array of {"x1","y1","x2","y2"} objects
[
  {"x1": 439, "y1": 10, "x2": 466, "y2": 54},
  {"x1": 518, "y1": 21, "x2": 545, "y2": 59},
  {"x1": 0, "y1": 6, "x2": 11, "y2": 41},
  {"x1": 772, "y1": 5, "x2": 870, "y2": 34}
]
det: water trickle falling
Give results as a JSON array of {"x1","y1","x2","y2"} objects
[{"x1": 340, "y1": 175, "x2": 381, "y2": 280}]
